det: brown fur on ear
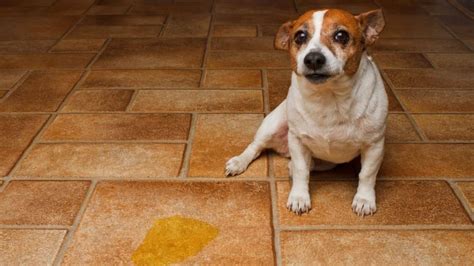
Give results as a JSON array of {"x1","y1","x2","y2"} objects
[
  {"x1": 274, "y1": 20, "x2": 293, "y2": 50},
  {"x1": 356, "y1": 9, "x2": 385, "y2": 46}
]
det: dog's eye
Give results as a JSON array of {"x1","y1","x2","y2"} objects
[
  {"x1": 333, "y1": 30, "x2": 350, "y2": 45},
  {"x1": 294, "y1": 30, "x2": 307, "y2": 45}
]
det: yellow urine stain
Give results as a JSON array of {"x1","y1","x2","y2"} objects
[{"x1": 132, "y1": 216, "x2": 219, "y2": 266}]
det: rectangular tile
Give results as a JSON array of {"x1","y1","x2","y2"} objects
[
  {"x1": 0, "y1": 54, "x2": 94, "y2": 69},
  {"x1": 372, "y1": 53, "x2": 432, "y2": 69},
  {"x1": 0, "y1": 114, "x2": 48, "y2": 176},
  {"x1": 0, "y1": 40, "x2": 55, "y2": 54},
  {"x1": 87, "y1": 5, "x2": 130, "y2": 15},
  {"x1": 281, "y1": 230, "x2": 474, "y2": 265},
  {"x1": 0, "y1": 16, "x2": 78, "y2": 40},
  {"x1": 129, "y1": 2, "x2": 212, "y2": 14},
  {"x1": 80, "y1": 15, "x2": 165, "y2": 25},
  {"x1": 215, "y1": 1, "x2": 294, "y2": 15},
  {"x1": 204, "y1": 70, "x2": 262, "y2": 89},
  {"x1": 396, "y1": 89, "x2": 474, "y2": 113},
  {"x1": 0, "y1": 70, "x2": 25, "y2": 89},
  {"x1": 62, "y1": 181, "x2": 273, "y2": 264},
  {"x1": 380, "y1": 144, "x2": 473, "y2": 178},
  {"x1": 62, "y1": 89, "x2": 133, "y2": 112},
  {"x1": 214, "y1": 13, "x2": 292, "y2": 25},
  {"x1": 51, "y1": 39, "x2": 106, "y2": 52},
  {"x1": 413, "y1": 114, "x2": 474, "y2": 141},
  {"x1": 14, "y1": 143, "x2": 185, "y2": 178},
  {"x1": 0, "y1": 71, "x2": 82, "y2": 112},
  {"x1": 424, "y1": 53, "x2": 474, "y2": 68},
  {"x1": 381, "y1": 14, "x2": 453, "y2": 38},
  {"x1": 457, "y1": 182, "x2": 474, "y2": 213},
  {"x1": 213, "y1": 25, "x2": 257, "y2": 37},
  {"x1": 42, "y1": 114, "x2": 191, "y2": 141},
  {"x1": 211, "y1": 37, "x2": 274, "y2": 50},
  {"x1": 189, "y1": 114, "x2": 267, "y2": 177},
  {"x1": 385, "y1": 69, "x2": 474, "y2": 89},
  {"x1": 67, "y1": 25, "x2": 162, "y2": 39},
  {"x1": 207, "y1": 50, "x2": 290, "y2": 68},
  {"x1": 164, "y1": 14, "x2": 211, "y2": 37},
  {"x1": 130, "y1": 90, "x2": 263, "y2": 113},
  {"x1": 82, "y1": 69, "x2": 201, "y2": 88},
  {"x1": 0, "y1": 230, "x2": 67, "y2": 265},
  {"x1": 386, "y1": 114, "x2": 420, "y2": 142},
  {"x1": 277, "y1": 180, "x2": 470, "y2": 225},
  {"x1": 0, "y1": 181, "x2": 90, "y2": 225},
  {"x1": 437, "y1": 15, "x2": 474, "y2": 39},
  {"x1": 373, "y1": 38, "x2": 470, "y2": 52}
]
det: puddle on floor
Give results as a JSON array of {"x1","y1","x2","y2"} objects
[{"x1": 132, "y1": 216, "x2": 219, "y2": 266}]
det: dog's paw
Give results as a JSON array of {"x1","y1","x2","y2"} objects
[
  {"x1": 225, "y1": 156, "x2": 248, "y2": 177},
  {"x1": 287, "y1": 188, "x2": 311, "y2": 215},
  {"x1": 352, "y1": 191, "x2": 376, "y2": 216}
]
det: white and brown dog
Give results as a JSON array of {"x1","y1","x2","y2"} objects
[{"x1": 225, "y1": 9, "x2": 387, "y2": 216}]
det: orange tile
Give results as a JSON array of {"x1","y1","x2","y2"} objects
[
  {"x1": 373, "y1": 38, "x2": 469, "y2": 52},
  {"x1": 457, "y1": 182, "x2": 474, "y2": 212},
  {"x1": 424, "y1": 53, "x2": 474, "y2": 68},
  {"x1": 0, "y1": 114, "x2": 48, "y2": 176},
  {"x1": 62, "y1": 89, "x2": 133, "y2": 111},
  {"x1": 0, "y1": 71, "x2": 82, "y2": 112},
  {"x1": 189, "y1": 114, "x2": 267, "y2": 177},
  {"x1": 130, "y1": 90, "x2": 263, "y2": 113},
  {"x1": 386, "y1": 114, "x2": 420, "y2": 142},
  {"x1": 372, "y1": 53, "x2": 432, "y2": 68},
  {"x1": 0, "y1": 16, "x2": 78, "y2": 40},
  {"x1": 204, "y1": 70, "x2": 261, "y2": 88},
  {"x1": 267, "y1": 69, "x2": 291, "y2": 110},
  {"x1": 0, "y1": 230, "x2": 66, "y2": 265},
  {"x1": 51, "y1": 39, "x2": 106, "y2": 52},
  {"x1": 380, "y1": 144, "x2": 473, "y2": 178},
  {"x1": 0, "y1": 54, "x2": 94, "y2": 69},
  {"x1": 42, "y1": 114, "x2": 191, "y2": 141},
  {"x1": 214, "y1": 13, "x2": 292, "y2": 25},
  {"x1": 385, "y1": 69, "x2": 474, "y2": 89},
  {"x1": 215, "y1": 0, "x2": 294, "y2": 15},
  {"x1": 211, "y1": 37, "x2": 274, "y2": 50},
  {"x1": 82, "y1": 69, "x2": 201, "y2": 88},
  {"x1": 396, "y1": 89, "x2": 474, "y2": 113},
  {"x1": 164, "y1": 14, "x2": 211, "y2": 37},
  {"x1": 213, "y1": 25, "x2": 257, "y2": 37},
  {"x1": 0, "y1": 70, "x2": 25, "y2": 89},
  {"x1": 277, "y1": 180, "x2": 470, "y2": 225},
  {"x1": 413, "y1": 114, "x2": 474, "y2": 141},
  {"x1": 385, "y1": 85, "x2": 403, "y2": 112},
  {"x1": 81, "y1": 15, "x2": 165, "y2": 25},
  {"x1": 207, "y1": 50, "x2": 290, "y2": 68},
  {"x1": 14, "y1": 143, "x2": 185, "y2": 178},
  {"x1": 62, "y1": 181, "x2": 273, "y2": 264},
  {"x1": 129, "y1": 2, "x2": 212, "y2": 14},
  {"x1": 381, "y1": 14, "x2": 452, "y2": 38},
  {"x1": 281, "y1": 230, "x2": 474, "y2": 265},
  {"x1": 0, "y1": 40, "x2": 55, "y2": 53}
]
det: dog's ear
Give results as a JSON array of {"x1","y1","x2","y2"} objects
[
  {"x1": 356, "y1": 9, "x2": 385, "y2": 46},
  {"x1": 274, "y1": 20, "x2": 293, "y2": 50}
]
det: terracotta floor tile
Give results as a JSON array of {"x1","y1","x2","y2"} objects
[
  {"x1": 62, "y1": 181, "x2": 273, "y2": 264},
  {"x1": 87, "y1": 5, "x2": 130, "y2": 15},
  {"x1": 0, "y1": 71, "x2": 82, "y2": 112},
  {"x1": 0, "y1": 16, "x2": 78, "y2": 40},
  {"x1": 67, "y1": 25, "x2": 162, "y2": 39},
  {"x1": 130, "y1": 90, "x2": 263, "y2": 113},
  {"x1": 457, "y1": 182, "x2": 474, "y2": 212},
  {"x1": 82, "y1": 69, "x2": 201, "y2": 88},
  {"x1": 381, "y1": 14, "x2": 452, "y2": 38},
  {"x1": 215, "y1": 1, "x2": 294, "y2": 15},
  {"x1": 373, "y1": 38, "x2": 470, "y2": 52},
  {"x1": 385, "y1": 69, "x2": 474, "y2": 89},
  {"x1": 51, "y1": 39, "x2": 106, "y2": 52},
  {"x1": 0, "y1": 181, "x2": 89, "y2": 225},
  {"x1": 164, "y1": 14, "x2": 211, "y2": 37},
  {"x1": 207, "y1": 50, "x2": 290, "y2": 68},
  {"x1": 0, "y1": 54, "x2": 94, "y2": 69},
  {"x1": 81, "y1": 15, "x2": 165, "y2": 25},
  {"x1": 93, "y1": 38, "x2": 206, "y2": 69},
  {"x1": 372, "y1": 53, "x2": 432, "y2": 69},
  {"x1": 380, "y1": 144, "x2": 473, "y2": 178},
  {"x1": 437, "y1": 15, "x2": 474, "y2": 39},
  {"x1": 277, "y1": 181, "x2": 470, "y2": 225},
  {"x1": 14, "y1": 143, "x2": 185, "y2": 178},
  {"x1": 211, "y1": 37, "x2": 274, "y2": 50},
  {"x1": 413, "y1": 114, "x2": 474, "y2": 141},
  {"x1": 280, "y1": 230, "x2": 474, "y2": 265},
  {"x1": 396, "y1": 89, "x2": 474, "y2": 113},
  {"x1": 189, "y1": 114, "x2": 267, "y2": 177},
  {"x1": 267, "y1": 69, "x2": 291, "y2": 110},
  {"x1": 0, "y1": 40, "x2": 55, "y2": 54},
  {"x1": 0, "y1": 230, "x2": 66, "y2": 265},
  {"x1": 260, "y1": 24, "x2": 279, "y2": 36},
  {"x1": 42, "y1": 114, "x2": 191, "y2": 141},
  {"x1": 0, "y1": 70, "x2": 25, "y2": 89},
  {"x1": 384, "y1": 85, "x2": 403, "y2": 112},
  {"x1": 424, "y1": 53, "x2": 474, "y2": 68},
  {"x1": 213, "y1": 25, "x2": 257, "y2": 37},
  {"x1": 214, "y1": 13, "x2": 292, "y2": 25},
  {"x1": 129, "y1": 2, "x2": 212, "y2": 14},
  {"x1": 62, "y1": 89, "x2": 133, "y2": 112},
  {"x1": 386, "y1": 114, "x2": 420, "y2": 142},
  {"x1": 204, "y1": 70, "x2": 262, "y2": 89},
  {"x1": 0, "y1": 114, "x2": 48, "y2": 176}
]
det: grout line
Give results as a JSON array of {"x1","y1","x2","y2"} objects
[
  {"x1": 0, "y1": 225, "x2": 70, "y2": 230},
  {"x1": 199, "y1": 68, "x2": 207, "y2": 88},
  {"x1": 178, "y1": 113, "x2": 198, "y2": 178},
  {"x1": 36, "y1": 140, "x2": 188, "y2": 144},
  {"x1": 447, "y1": 180, "x2": 474, "y2": 221},
  {"x1": 280, "y1": 224, "x2": 474, "y2": 231},
  {"x1": 84, "y1": 38, "x2": 111, "y2": 70},
  {"x1": 125, "y1": 89, "x2": 139, "y2": 112},
  {"x1": 0, "y1": 70, "x2": 31, "y2": 104},
  {"x1": 158, "y1": 14, "x2": 171, "y2": 37},
  {"x1": 420, "y1": 52, "x2": 437, "y2": 69},
  {"x1": 53, "y1": 180, "x2": 97, "y2": 266}
]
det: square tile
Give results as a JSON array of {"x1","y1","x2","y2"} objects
[
  {"x1": 0, "y1": 114, "x2": 48, "y2": 176},
  {"x1": 396, "y1": 90, "x2": 474, "y2": 113},
  {"x1": 42, "y1": 114, "x2": 191, "y2": 141},
  {"x1": 0, "y1": 71, "x2": 82, "y2": 112},
  {"x1": 61, "y1": 89, "x2": 133, "y2": 112},
  {"x1": 14, "y1": 143, "x2": 185, "y2": 178},
  {"x1": 0, "y1": 230, "x2": 66, "y2": 265},
  {"x1": 385, "y1": 69, "x2": 474, "y2": 89},
  {"x1": 211, "y1": 37, "x2": 274, "y2": 50},
  {"x1": 62, "y1": 181, "x2": 274, "y2": 264},
  {"x1": 207, "y1": 50, "x2": 290, "y2": 68},
  {"x1": 412, "y1": 114, "x2": 474, "y2": 141},
  {"x1": 277, "y1": 181, "x2": 470, "y2": 225},
  {"x1": 280, "y1": 230, "x2": 474, "y2": 265},
  {"x1": 189, "y1": 114, "x2": 267, "y2": 177},
  {"x1": 51, "y1": 39, "x2": 106, "y2": 52},
  {"x1": 380, "y1": 144, "x2": 473, "y2": 178},
  {"x1": 0, "y1": 54, "x2": 94, "y2": 69},
  {"x1": 373, "y1": 38, "x2": 470, "y2": 52},
  {"x1": 0, "y1": 16, "x2": 78, "y2": 40},
  {"x1": 372, "y1": 53, "x2": 432, "y2": 69},
  {"x1": 164, "y1": 14, "x2": 211, "y2": 37},
  {"x1": 130, "y1": 90, "x2": 263, "y2": 113},
  {"x1": 213, "y1": 25, "x2": 257, "y2": 37},
  {"x1": 386, "y1": 114, "x2": 420, "y2": 142},
  {"x1": 204, "y1": 70, "x2": 262, "y2": 89},
  {"x1": 0, "y1": 40, "x2": 55, "y2": 54},
  {"x1": 457, "y1": 182, "x2": 474, "y2": 212},
  {"x1": 424, "y1": 53, "x2": 474, "y2": 68},
  {"x1": 0, "y1": 181, "x2": 90, "y2": 225}
]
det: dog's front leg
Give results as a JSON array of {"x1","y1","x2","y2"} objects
[
  {"x1": 287, "y1": 131, "x2": 312, "y2": 214},
  {"x1": 352, "y1": 138, "x2": 384, "y2": 216}
]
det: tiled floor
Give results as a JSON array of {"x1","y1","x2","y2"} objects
[{"x1": 0, "y1": 0, "x2": 473, "y2": 265}]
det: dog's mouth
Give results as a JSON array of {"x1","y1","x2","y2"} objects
[{"x1": 304, "y1": 73, "x2": 331, "y2": 84}]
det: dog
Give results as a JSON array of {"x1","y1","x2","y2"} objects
[{"x1": 225, "y1": 8, "x2": 387, "y2": 216}]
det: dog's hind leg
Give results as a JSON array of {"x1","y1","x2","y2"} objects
[{"x1": 225, "y1": 100, "x2": 289, "y2": 176}]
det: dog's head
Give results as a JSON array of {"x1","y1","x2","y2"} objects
[{"x1": 275, "y1": 9, "x2": 385, "y2": 84}]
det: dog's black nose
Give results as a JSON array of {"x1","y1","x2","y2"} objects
[{"x1": 304, "y1": 52, "x2": 326, "y2": 70}]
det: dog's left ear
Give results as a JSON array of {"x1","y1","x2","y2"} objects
[
  {"x1": 274, "y1": 20, "x2": 293, "y2": 50},
  {"x1": 356, "y1": 9, "x2": 385, "y2": 46}
]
